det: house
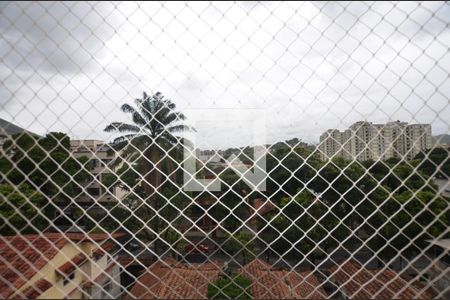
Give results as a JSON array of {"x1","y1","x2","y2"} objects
[
  {"x1": 328, "y1": 259, "x2": 433, "y2": 299},
  {"x1": 0, "y1": 232, "x2": 124, "y2": 299},
  {"x1": 239, "y1": 259, "x2": 327, "y2": 299},
  {"x1": 127, "y1": 258, "x2": 224, "y2": 299}
]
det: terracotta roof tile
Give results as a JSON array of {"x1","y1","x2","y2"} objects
[
  {"x1": 57, "y1": 253, "x2": 87, "y2": 275},
  {"x1": 0, "y1": 233, "x2": 120, "y2": 298},
  {"x1": 0, "y1": 234, "x2": 68, "y2": 298},
  {"x1": 157, "y1": 266, "x2": 220, "y2": 299},
  {"x1": 130, "y1": 258, "x2": 327, "y2": 299},
  {"x1": 16, "y1": 279, "x2": 52, "y2": 299},
  {"x1": 239, "y1": 259, "x2": 327, "y2": 299},
  {"x1": 92, "y1": 243, "x2": 114, "y2": 259},
  {"x1": 289, "y1": 271, "x2": 327, "y2": 299},
  {"x1": 129, "y1": 259, "x2": 223, "y2": 299},
  {"x1": 328, "y1": 260, "x2": 432, "y2": 299}
]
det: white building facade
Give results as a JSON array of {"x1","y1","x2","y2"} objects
[
  {"x1": 70, "y1": 140, "x2": 127, "y2": 205},
  {"x1": 319, "y1": 121, "x2": 432, "y2": 161}
]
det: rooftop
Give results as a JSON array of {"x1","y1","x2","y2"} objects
[
  {"x1": 129, "y1": 258, "x2": 328, "y2": 299},
  {"x1": 239, "y1": 259, "x2": 327, "y2": 299},
  {"x1": 328, "y1": 260, "x2": 432, "y2": 299},
  {"x1": 0, "y1": 232, "x2": 123, "y2": 298},
  {"x1": 128, "y1": 258, "x2": 223, "y2": 299}
]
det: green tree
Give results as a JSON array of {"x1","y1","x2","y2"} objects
[
  {"x1": 0, "y1": 132, "x2": 89, "y2": 220},
  {"x1": 1, "y1": 132, "x2": 88, "y2": 197},
  {"x1": 0, "y1": 184, "x2": 48, "y2": 235},
  {"x1": 415, "y1": 147, "x2": 450, "y2": 178},
  {"x1": 104, "y1": 91, "x2": 194, "y2": 250},
  {"x1": 208, "y1": 275, "x2": 252, "y2": 299},
  {"x1": 223, "y1": 231, "x2": 255, "y2": 264},
  {"x1": 104, "y1": 91, "x2": 194, "y2": 208}
]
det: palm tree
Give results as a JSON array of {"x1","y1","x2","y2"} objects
[{"x1": 104, "y1": 91, "x2": 193, "y2": 209}]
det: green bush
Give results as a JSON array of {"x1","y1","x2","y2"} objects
[{"x1": 208, "y1": 274, "x2": 252, "y2": 299}]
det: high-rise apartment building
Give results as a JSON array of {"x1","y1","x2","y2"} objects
[{"x1": 319, "y1": 121, "x2": 432, "y2": 161}]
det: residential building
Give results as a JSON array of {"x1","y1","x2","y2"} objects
[
  {"x1": 319, "y1": 129, "x2": 345, "y2": 160},
  {"x1": 70, "y1": 140, "x2": 127, "y2": 205},
  {"x1": 0, "y1": 233, "x2": 124, "y2": 299},
  {"x1": 319, "y1": 121, "x2": 432, "y2": 161}
]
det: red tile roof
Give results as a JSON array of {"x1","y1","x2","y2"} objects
[
  {"x1": 252, "y1": 199, "x2": 277, "y2": 216},
  {"x1": 289, "y1": 271, "x2": 328, "y2": 299},
  {"x1": 129, "y1": 258, "x2": 223, "y2": 299},
  {"x1": 0, "y1": 233, "x2": 119, "y2": 298},
  {"x1": 328, "y1": 260, "x2": 432, "y2": 299},
  {"x1": 92, "y1": 243, "x2": 114, "y2": 259},
  {"x1": 0, "y1": 234, "x2": 68, "y2": 298},
  {"x1": 239, "y1": 259, "x2": 327, "y2": 299},
  {"x1": 16, "y1": 278, "x2": 52, "y2": 299},
  {"x1": 57, "y1": 253, "x2": 87, "y2": 275}
]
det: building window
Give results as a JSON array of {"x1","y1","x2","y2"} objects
[
  {"x1": 89, "y1": 159, "x2": 98, "y2": 169},
  {"x1": 63, "y1": 272, "x2": 75, "y2": 286}
]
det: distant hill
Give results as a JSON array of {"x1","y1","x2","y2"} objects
[
  {"x1": 0, "y1": 118, "x2": 40, "y2": 138},
  {"x1": 0, "y1": 118, "x2": 27, "y2": 135},
  {"x1": 433, "y1": 134, "x2": 450, "y2": 145}
]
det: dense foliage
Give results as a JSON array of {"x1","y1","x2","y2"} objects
[
  {"x1": 96, "y1": 133, "x2": 448, "y2": 261},
  {"x1": 249, "y1": 144, "x2": 450, "y2": 260},
  {"x1": 0, "y1": 132, "x2": 88, "y2": 200},
  {"x1": 208, "y1": 274, "x2": 252, "y2": 299},
  {"x1": 0, "y1": 132, "x2": 89, "y2": 233},
  {"x1": 0, "y1": 184, "x2": 47, "y2": 235}
]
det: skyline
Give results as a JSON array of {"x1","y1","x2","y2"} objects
[{"x1": 1, "y1": 115, "x2": 447, "y2": 152}]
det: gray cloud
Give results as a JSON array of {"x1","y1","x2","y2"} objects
[
  {"x1": 0, "y1": 1, "x2": 449, "y2": 148},
  {"x1": 0, "y1": 2, "x2": 117, "y2": 74}
]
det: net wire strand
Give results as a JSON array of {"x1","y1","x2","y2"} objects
[{"x1": 0, "y1": 1, "x2": 449, "y2": 299}]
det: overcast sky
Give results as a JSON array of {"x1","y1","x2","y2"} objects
[{"x1": 1, "y1": 1, "x2": 449, "y2": 149}]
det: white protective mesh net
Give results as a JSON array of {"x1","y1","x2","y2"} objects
[{"x1": 0, "y1": 1, "x2": 449, "y2": 299}]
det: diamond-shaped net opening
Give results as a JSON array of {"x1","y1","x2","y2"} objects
[{"x1": 0, "y1": 1, "x2": 449, "y2": 299}]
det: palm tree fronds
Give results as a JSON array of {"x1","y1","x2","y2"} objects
[
  {"x1": 112, "y1": 133, "x2": 140, "y2": 144},
  {"x1": 121, "y1": 103, "x2": 137, "y2": 114},
  {"x1": 165, "y1": 112, "x2": 186, "y2": 124},
  {"x1": 168, "y1": 124, "x2": 196, "y2": 133},
  {"x1": 104, "y1": 122, "x2": 141, "y2": 133}
]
